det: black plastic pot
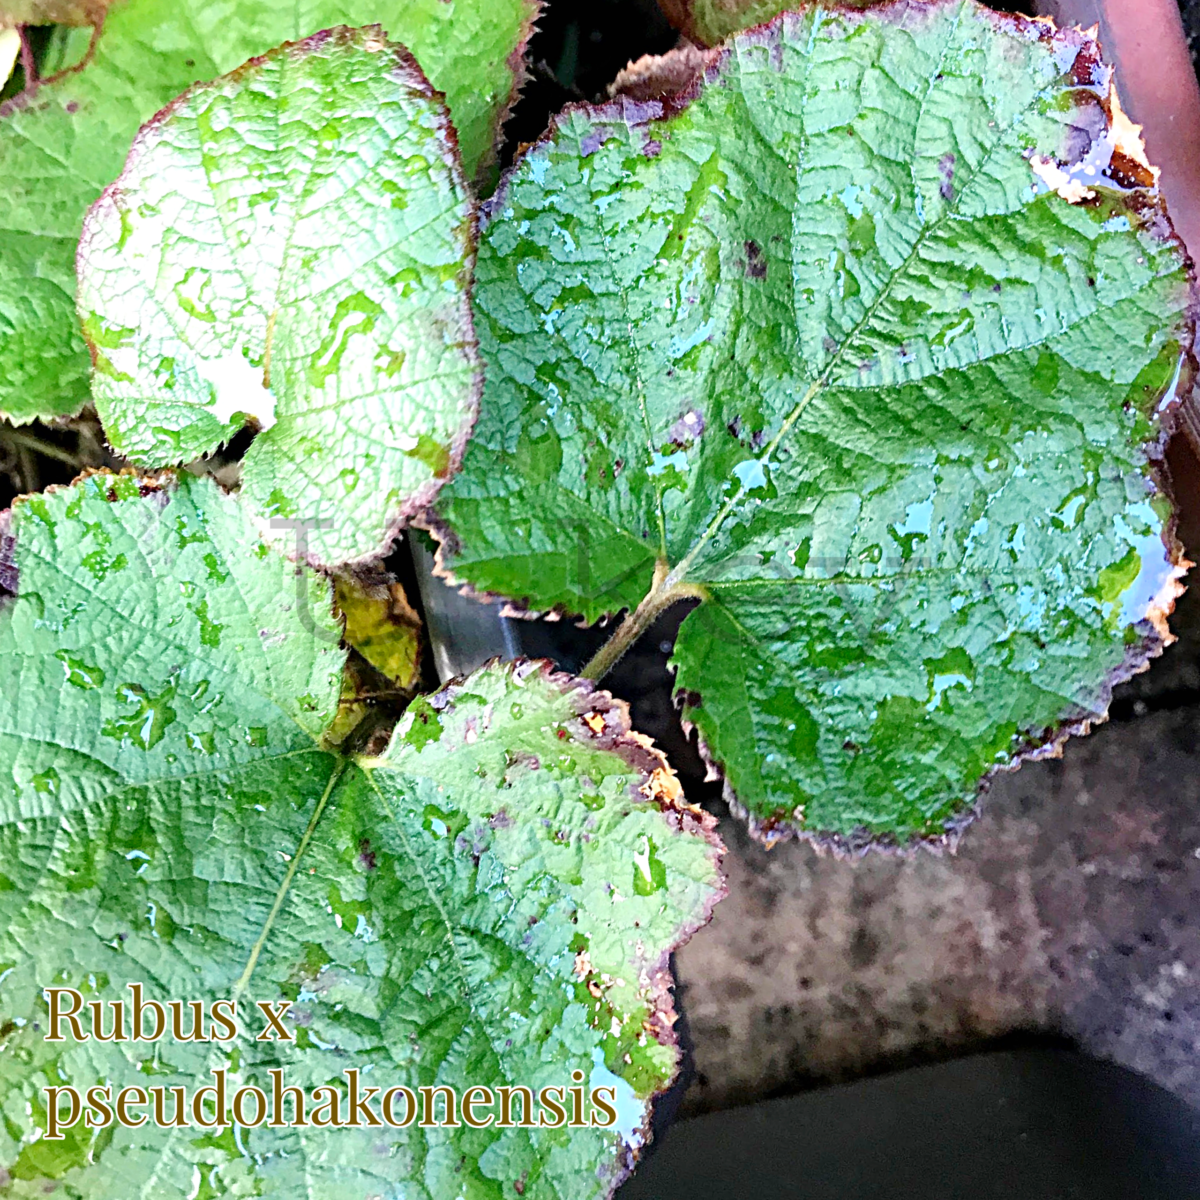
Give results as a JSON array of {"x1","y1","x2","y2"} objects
[{"x1": 615, "y1": 1048, "x2": 1200, "y2": 1199}]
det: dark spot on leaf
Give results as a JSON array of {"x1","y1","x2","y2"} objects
[
  {"x1": 668, "y1": 408, "x2": 705, "y2": 448},
  {"x1": 0, "y1": 1021, "x2": 14, "y2": 1040},
  {"x1": 1108, "y1": 152, "x2": 1156, "y2": 190},
  {"x1": 358, "y1": 838, "x2": 376, "y2": 871},
  {"x1": 938, "y1": 153, "x2": 956, "y2": 201},
  {"x1": 643, "y1": 138, "x2": 662, "y2": 158},
  {"x1": 842, "y1": 740, "x2": 861, "y2": 754},
  {"x1": 490, "y1": 809, "x2": 513, "y2": 830},
  {"x1": 66, "y1": 101, "x2": 79, "y2": 114},
  {"x1": 744, "y1": 239, "x2": 767, "y2": 279},
  {"x1": 1070, "y1": 40, "x2": 1104, "y2": 88},
  {"x1": 727, "y1": 416, "x2": 742, "y2": 439}
]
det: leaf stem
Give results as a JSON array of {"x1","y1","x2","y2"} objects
[
  {"x1": 579, "y1": 566, "x2": 704, "y2": 683},
  {"x1": 232, "y1": 759, "x2": 347, "y2": 1001}
]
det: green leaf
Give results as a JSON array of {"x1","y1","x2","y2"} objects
[
  {"x1": 434, "y1": 2, "x2": 1193, "y2": 844},
  {"x1": 0, "y1": 0, "x2": 104, "y2": 25},
  {"x1": 655, "y1": 0, "x2": 797, "y2": 47},
  {"x1": 381, "y1": 0, "x2": 540, "y2": 187},
  {"x1": 0, "y1": 472, "x2": 723, "y2": 1197},
  {"x1": 0, "y1": 0, "x2": 516, "y2": 427},
  {"x1": 77, "y1": 28, "x2": 479, "y2": 567},
  {"x1": 656, "y1": 0, "x2": 887, "y2": 48}
]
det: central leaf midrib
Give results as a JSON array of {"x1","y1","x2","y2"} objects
[
  {"x1": 663, "y1": 33, "x2": 1100, "y2": 590},
  {"x1": 232, "y1": 757, "x2": 348, "y2": 998}
]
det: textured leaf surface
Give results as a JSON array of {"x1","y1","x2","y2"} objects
[
  {"x1": 0, "y1": 0, "x2": 104, "y2": 25},
  {"x1": 382, "y1": 0, "x2": 539, "y2": 185},
  {"x1": 77, "y1": 28, "x2": 479, "y2": 566},
  {"x1": 0, "y1": 0, "x2": 498, "y2": 425},
  {"x1": 435, "y1": 1, "x2": 1193, "y2": 843},
  {"x1": 0, "y1": 473, "x2": 722, "y2": 1196},
  {"x1": 657, "y1": 0, "x2": 890, "y2": 47}
]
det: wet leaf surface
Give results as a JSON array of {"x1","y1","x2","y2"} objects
[
  {"x1": 0, "y1": 471, "x2": 723, "y2": 1198},
  {"x1": 435, "y1": 1, "x2": 1193, "y2": 843},
  {"x1": 77, "y1": 29, "x2": 479, "y2": 566}
]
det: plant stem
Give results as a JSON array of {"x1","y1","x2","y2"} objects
[
  {"x1": 3, "y1": 428, "x2": 82, "y2": 467},
  {"x1": 18, "y1": 27, "x2": 35, "y2": 88},
  {"x1": 579, "y1": 576, "x2": 703, "y2": 683}
]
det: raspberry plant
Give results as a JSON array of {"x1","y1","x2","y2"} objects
[{"x1": 0, "y1": 0, "x2": 1192, "y2": 1195}]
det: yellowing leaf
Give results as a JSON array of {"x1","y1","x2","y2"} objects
[{"x1": 334, "y1": 570, "x2": 422, "y2": 690}]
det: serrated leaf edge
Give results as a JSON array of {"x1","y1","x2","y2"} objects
[
  {"x1": 364, "y1": 654, "x2": 727, "y2": 1186},
  {"x1": 473, "y1": 0, "x2": 543, "y2": 188},
  {"x1": 680, "y1": 516, "x2": 1190, "y2": 854}
]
